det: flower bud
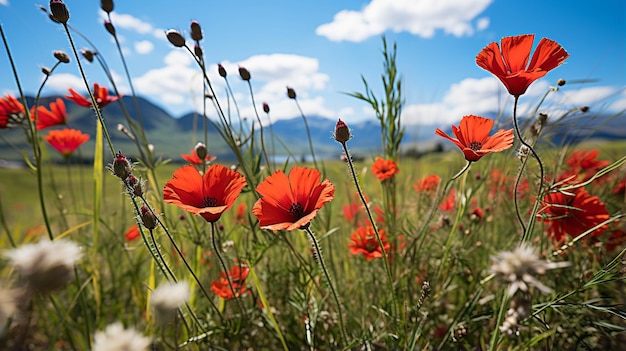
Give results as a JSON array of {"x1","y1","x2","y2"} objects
[
  {"x1": 53, "y1": 50, "x2": 70, "y2": 63},
  {"x1": 104, "y1": 21, "x2": 116, "y2": 36},
  {"x1": 140, "y1": 206, "x2": 157, "y2": 230},
  {"x1": 194, "y1": 142, "x2": 207, "y2": 161},
  {"x1": 80, "y1": 48, "x2": 95, "y2": 63},
  {"x1": 49, "y1": 0, "x2": 70, "y2": 24},
  {"x1": 190, "y1": 20, "x2": 203, "y2": 41},
  {"x1": 100, "y1": 0, "x2": 114, "y2": 13},
  {"x1": 286, "y1": 86, "x2": 296, "y2": 99},
  {"x1": 557, "y1": 79, "x2": 566, "y2": 86},
  {"x1": 580, "y1": 106, "x2": 589, "y2": 113},
  {"x1": 262, "y1": 103, "x2": 270, "y2": 114},
  {"x1": 217, "y1": 64, "x2": 227, "y2": 78},
  {"x1": 238, "y1": 66, "x2": 251, "y2": 81},
  {"x1": 112, "y1": 152, "x2": 132, "y2": 180},
  {"x1": 41, "y1": 67, "x2": 51, "y2": 76},
  {"x1": 125, "y1": 174, "x2": 143, "y2": 197},
  {"x1": 333, "y1": 118, "x2": 351, "y2": 143},
  {"x1": 194, "y1": 45, "x2": 203, "y2": 59},
  {"x1": 166, "y1": 29, "x2": 185, "y2": 48}
]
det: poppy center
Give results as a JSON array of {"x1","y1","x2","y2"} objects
[
  {"x1": 365, "y1": 241, "x2": 377, "y2": 253},
  {"x1": 289, "y1": 202, "x2": 305, "y2": 218},
  {"x1": 469, "y1": 141, "x2": 482, "y2": 151},
  {"x1": 202, "y1": 196, "x2": 218, "y2": 207}
]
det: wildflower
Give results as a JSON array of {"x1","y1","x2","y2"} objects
[
  {"x1": 180, "y1": 146, "x2": 216, "y2": 165},
  {"x1": 49, "y1": 0, "x2": 70, "y2": 24},
  {"x1": 163, "y1": 164, "x2": 246, "y2": 223},
  {"x1": 140, "y1": 206, "x2": 158, "y2": 230},
  {"x1": 5, "y1": 239, "x2": 82, "y2": 293},
  {"x1": 413, "y1": 174, "x2": 440, "y2": 193},
  {"x1": 235, "y1": 202, "x2": 247, "y2": 224},
  {"x1": 476, "y1": 34, "x2": 569, "y2": 97},
  {"x1": 92, "y1": 322, "x2": 151, "y2": 351},
  {"x1": 612, "y1": 177, "x2": 626, "y2": 195},
  {"x1": 30, "y1": 98, "x2": 67, "y2": 130},
  {"x1": 210, "y1": 263, "x2": 249, "y2": 299},
  {"x1": 44, "y1": 128, "x2": 89, "y2": 157},
  {"x1": 435, "y1": 115, "x2": 514, "y2": 162},
  {"x1": 371, "y1": 157, "x2": 399, "y2": 181},
  {"x1": 0, "y1": 95, "x2": 25, "y2": 128},
  {"x1": 66, "y1": 83, "x2": 120, "y2": 109},
  {"x1": 564, "y1": 149, "x2": 609, "y2": 182},
  {"x1": 439, "y1": 189, "x2": 456, "y2": 211},
  {"x1": 151, "y1": 282, "x2": 190, "y2": 324},
  {"x1": 348, "y1": 224, "x2": 390, "y2": 261},
  {"x1": 539, "y1": 187, "x2": 610, "y2": 243},
  {"x1": 333, "y1": 118, "x2": 351, "y2": 144},
  {"x1": 166, "y1": 29, "x2": 185, "y2": 47},
  {"x1": 490, "y1": 244, "x2": 570, "y2": 296},
  {"x1": 124, "y1": 225, "x2": 140, "y2": 242},
  {"x1": 252, "y1": 167, "x2": 334, "y2": 231}
]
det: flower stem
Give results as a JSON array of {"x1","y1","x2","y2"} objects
[
  {"x1": 294, "y1": 98, "x2": 319, "y2": 169},
  {"x1": 304, "y1": 226, "x2": 349, "y2": 345}
]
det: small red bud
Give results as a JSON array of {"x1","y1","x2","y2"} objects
[
  {"x1": 238, "y1": 66, "x2": 251, "y2": 81},
  {"x1": 218, "y1": 64, "x2": 227, "y2": 78},
  {"x1": 112, "y1": 152, "x2": 132, "y2": 180},
  {"x1": 194, "y1": 45, "x2": 203, "y2": 59},
  {"x1": 333, "y1": 118, "x2": 351, "y2": 143},
  {"x1": 140, "y1": 206, "x2": 157, "y2": 230},
  {"x1": 262, "y1": 103, "x2": 270, "y2": 114},
  {"x1": 190, "y1": 21, "x2": 203, "y2": 41},
  {"x1": 104, "y1": 21, "x2": 116, "y2": 36}
]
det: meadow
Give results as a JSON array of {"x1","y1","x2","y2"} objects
[{"x1": 0, "y1": 1, "x2": 625, "y2": 350}]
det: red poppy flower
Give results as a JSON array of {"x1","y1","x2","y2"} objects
[
  {"x1": 476, "y1": 34, "x2": 569, "y2": 97},
  {"x1": 235, "y1": 202, "x2": 247, "y2": 224},
  {"x1": 210, "y1": 263, "x2": 249, "y2": 299},
  {"x1": 564, "y1": 149, "x2": 609, "y2": 182},
  {"x1": 612, "y1": 177, "x2": 626, "y2": 195},
  {"x1": 440, "y1": 189, "x2": 456, "y2": 211},
  {"x1": 252, "y1": 167, "x2": 335, "y2": 231},
  {"x1": 539, "y1": 187, "x2": 610, "y2": 243},
  {"x1": 371, "y1": 157, "x2": 399, "y2": 181},
  {"x1": 163, "y1": 164, "x2": 246, "y2": 223},
  {"x1": 348, "y1": 224, "x2": 390, "y2": 261},
  {"x1": 435, "y1": 115, "x2": 514, "y2": 162},
  {"x1": 31, "y1": 98, "x2": 67, "y2": 130},
  {"x1": 181, "y1": 149, "x2": 216, "y2": 165},
  {"x1": 413, "y1": 174, "x2": 441, "y2": 193},
  {"x1": 66, "y1": 83, "x2": 120, "y2": 109},
  {"x1": 44, "y1": 128, "x2": 90, "y2": 157},
  {"x1": 124, "y1": 225, "x2": 140, "y2": 242},
  {"x1": 0, "y1": 95, "x2": 25, "y2": 128}
]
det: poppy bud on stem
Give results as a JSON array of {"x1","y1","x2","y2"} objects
[
  {"x1": 100, "y1": 0, "x2": 114, "y2": 13},
  {"x1": 238, "y1": 67, "x2": 251, "y2": 81},
  {"x1": 286, "y1": 87, "x2": 296, "y2": 99},
  {"x1": 166, "y1": 30, "x2": 185, "y2": 48},
  {"x1": 333, "y1": 118, "x2": 351, "y2": 144},
  {"x1": 104, "y1": 21, "x2": 116, "y2": 36},
  {"x1": 49, "y1": 0, "x2": 69, "y2": 24},
  {"x1": 140, "y1": 206, "x2": 157, "y2": 230},
  {"x1": 190, "y1": 20, "x2": 203, "y2": 41},
  {"x1": 218, "y1": 64, "x2": 227, "y2": 78}
]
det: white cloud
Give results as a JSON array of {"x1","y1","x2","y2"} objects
[
  {"x1": 100, "y1": 11, "x2": 164, "y2": 40},
  {"x1": 316, "y1": 0, "x2": 493, "y2": 42},
  {"x1": 476, "y1": 17, "x2": 490, "y2": 31},
  {"x1": 0, "y1": 0, "x2": 9, "y2": 6},
  {"x1": 45, "y1": 73, "x2": 86, "y2": 94},
  {"x1": 134, "y1": 40, "x2": 154, "y2": 55}
]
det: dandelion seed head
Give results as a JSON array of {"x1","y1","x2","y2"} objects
[{"x1": 93, "y1": 322, "x2": 151, "y2": 351}]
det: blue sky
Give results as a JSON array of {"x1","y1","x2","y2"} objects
[{"x1": 0, "y1": 0, "x2": 624, "y2": 127}]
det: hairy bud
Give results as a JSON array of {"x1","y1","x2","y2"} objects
[{"x1": 333, "y1": 118, "x2": 351, "y2": 143}]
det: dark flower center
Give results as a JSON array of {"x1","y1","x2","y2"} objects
[
  {"x1": 289, "y1": 202, "x2": 305, "y2": 218},
  {"x1": 203, "y1": 196, "x2": 218, "y2": 207},
  {"x1": 469, "y1": 141, "x2": 482, "y2": 151},
  {"x1": 365, "y1": 242, "x2": 376, "y2": 252}
]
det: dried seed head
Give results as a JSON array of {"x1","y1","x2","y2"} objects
[
  {"x1": 194, "y1": 142, "x2": 207, "y2": 161},
  {"x1": 166, "y1": 29, "x2": 185, "y2": 48},
  {"x1": 190, "y1": 21, "x2": 203, "y2": 41},
  {"x1": 80, "y1": 48, "x2": 95, "y2": 62},
  {"x1": 262, "y1": 102, "x2": 270, "y2": 114},
  {"x1": 104, "y1": 21, "x2": 116, "y2": 36},
  {"x1": 53, "y1": 50, "x2": 70, "y2": 63},
  {"x1": 286, "y1": 86, "x2": 296, "y2": 99},
  {"x1": 41, "y1": 66, "x2": 52, "y2": 76},
  {"x1": 112, "y1": 152, "x2": 132, "y2": 180},
  {"x1": 580, "y1": 106, "x2": 589, "y2": 113},
  {"x1": 93, "y1": 323, "x2": 151, "y2": 351},
  {"x1": 49, "y1": 0, "x2": 69, "y2": 23},
  {"x1": 218, "y1": 64, "x2": 227, "y2": 78},
  {"x1": 100, "y1": 0, "x2": 114, "y2": 13},
  {"x1": 333, "y1": 118, "x2": 351, "y2": 143},
  {"x1": 151, "y1": 282, "x2": 190, "y2": 325},
  {"x1": 238, "y1": 66, "x2": 251, "y2": 81},
  {"x1": 557, "y1": 78, "x2": 566, "y2": 86},
  {"x1": 140, "y1": 206, "x2": 157, "y2": 230},
  {"x1": 194, "y1": 45, "x2": 203, "y2": 59}
]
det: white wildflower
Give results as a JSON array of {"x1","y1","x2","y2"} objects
[
  {"x1": 150, "y1": 281, "x2": 189, "y2": 325},
  {"x1": 92, "y1": 322, "x2": 151, "y2": 351},
  {"x1": 490, "y1": 244, "x2": 570, "y2": 296},
  {"x1": 5, "y1": 239, "x2": 82, "y2": 293}
]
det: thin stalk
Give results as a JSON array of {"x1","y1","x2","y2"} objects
[
  {"x1": 246, "y1": 81, "x2": 272, "y2": 172},
  {"x1": 303, "y1": 226, "x2": 349, "y2": 345},
  {"x1": 294, "y1": 98, "x2": 319, "y2": 169}
]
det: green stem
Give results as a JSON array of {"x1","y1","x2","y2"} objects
[
  {"x1": 304, "y1": 226, "x2": 349, "y2": 345},
  {"x1": 294, "y1": 99, "x2": 319, "y2": 169}
]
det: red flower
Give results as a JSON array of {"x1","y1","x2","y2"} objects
[
  {"x1": 30, "y1": 98, "x2": 67, "y2": 130},
  {"x1": 413, "y1": 174, "x2": 441, "y2": 193},
  {"x1": 66, "y1": 83, "x2": 120, "y2": 109},
  {"x1": 435, "y1": 115, "x2": 514, "y2": 162},
  {"x1": 163, "y1": 164, "x2": 247, "y2": 223},
  {"x1": 476, "y1": 34, "x2": 569, "y2": 97},
  {"x1": 371, "y1": 157, "x2": 399, "y2": 181},
  {"x1": 0, "y1": 95, "x2": 25, "y2": 128},
  {"x1": 210, "y1": 263, "x2": 249, "y2": 299},
  {"x1": 539, "y1": 187, "x2": 610, "y2": 243},
  {"x1": 564, "y1": 149, "x2": 609, "y2": 182},
  {"x1": 235, "y1": 202, "x2": 247, "y2": 224},
  {"x1": 44, "y1": 128, "x2": 90, "y2": 157},
  {"x1": 124, "y1": 225, "x2": 140, "y2": 242},
  {"x1": 440, "y1": 189, "x2": 456, "y2": 211},
  {"x1": 181, "y1": 149, "x2": 216, "y2": 165},
  {"x1": 252, "y1": 167, "x2": 334, "y2": 231},
  {"x1": 612, "y1": 177, "x2": 626, "y2": 195},
  {"x1": 348, "y1": 224, "x2": 390, "y2": 261}
]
